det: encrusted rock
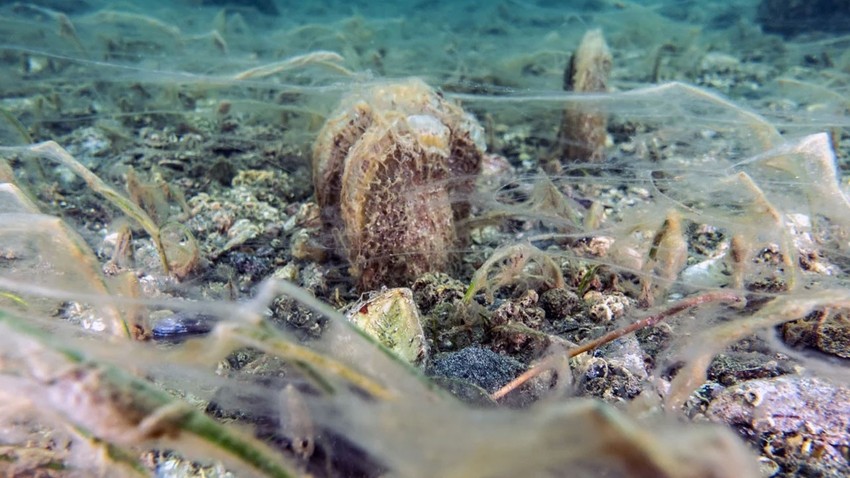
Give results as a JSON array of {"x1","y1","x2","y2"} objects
[
  {"x1": 783, "y1": 310, "x2": 850, "y2": 359},
  {"x1": 490, "y1": 290, "x2": 548, "y2": 356},
  {"x1": 410, "y1": 271, "x2": 467, "y2": 312},
  {"x1": 707, "y1": 376, "x2": 850, "y2": 465},
  {"x1": 584, "y1": 290, "x2": 633, "y2": 322},
  {"x1": 539, "y1": 288, "x2": 582, "y2": 321}
]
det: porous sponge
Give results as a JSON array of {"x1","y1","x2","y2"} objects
[{"x1": 313, "y1": 79, "x2": 485, "y2": 290}]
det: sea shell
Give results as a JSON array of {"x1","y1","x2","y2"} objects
[
  {"x1": 346, "y1": 287, "x2": 428, "y2": 365},
  {"x1": 551, "y1": 29, "x2": 612, "y2": 166},
  {"x1": 313, "y1": 79, "x2": 484, "y2": 289}
]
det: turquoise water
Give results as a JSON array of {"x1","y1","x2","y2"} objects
[
  {"x1": 1, "y1": 0, "x2": 846, "y2": 154},
  {"x1": 3, "y1": 1, "x2": 848, "y2": 108}
]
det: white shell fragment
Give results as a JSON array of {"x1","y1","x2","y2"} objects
[
  {"x1": 347, "y1": 288, "x2": 428, "y2": 366},
  {"x1": 406, "y1": 114, "x2": 451, "y2": 154}
]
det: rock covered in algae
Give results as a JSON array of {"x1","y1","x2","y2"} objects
[
  {"x1": 707, "y1": 376, "x2": 850, "y2": 465},
  {"x1": 783, "y1": 309, "x2": 850, "y2": 359},
  {"x1": 346, "y1": 287, "x2": 428, "y2": 365},
  {"x1": 313, "y1": 79, "x2": 485, "y2": 289}
]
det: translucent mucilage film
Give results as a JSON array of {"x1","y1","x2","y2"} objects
[{"x1": 0, "y1": 1, "x2": 848, "y2": 477}]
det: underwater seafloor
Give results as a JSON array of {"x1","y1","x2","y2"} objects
[{"x1": 0, "y1": 0, "x2": 849, "y2": 477}]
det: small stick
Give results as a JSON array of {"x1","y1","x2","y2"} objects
[{"x1": 490, "y1": 290, "x2": 742, "y2": 401}]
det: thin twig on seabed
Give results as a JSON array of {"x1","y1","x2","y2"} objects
[{"x1": 490, "y1": 290, "x2": 743, "y2": 401}]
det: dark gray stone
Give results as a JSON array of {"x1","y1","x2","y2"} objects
[
  {"x1": 757, "y1": 0, "x2": 850, "y2": 38},
  {"x1": 428, "y1": 346, "x2": 524, "y2": 393}
]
